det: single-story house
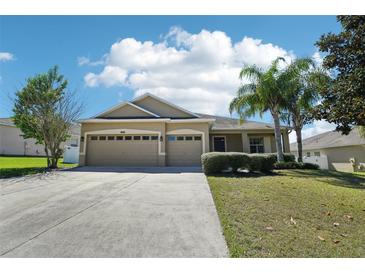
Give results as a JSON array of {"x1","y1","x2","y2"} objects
[
  {"x1": 79, "y1": 93, "x2": 290, "y2": 166},
  {"x1": 0, "y1": 118, "x2": 80, "y2": 156},
  {"x1": 290, "y1": 128, "x2": 365, "y2": 172}
]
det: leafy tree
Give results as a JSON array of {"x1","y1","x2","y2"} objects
[
  {"x1": 281, "y1": 58, "x2": 330, "y2": 162},
  {"x1": 229, "y1": 57, "x2": 287, "y2": 162},
  {"x1": 13, "y1": 66, "x2": 82, "y2": 168},
  {"x1": 314, "y1": 15, "x2": 365, "y2": 134}
]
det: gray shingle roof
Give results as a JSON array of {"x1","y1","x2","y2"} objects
[
  {"x1": 197, "y1": 113, "x2": 284, "y2": 131},
  {"x1": 0, "y1": 118, "x2": 14, "y2": 126},
  {"x1": 0, "y1": 118, "x2": 80, "y2": 135},
  {"x1": 290, "y1": 128, "x2": 365, "y2": 151}
]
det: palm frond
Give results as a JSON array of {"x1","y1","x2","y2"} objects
[{"x1": 239, "y1": 65, "x2": 263, "y2": 82}]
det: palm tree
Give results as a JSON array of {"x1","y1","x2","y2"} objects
[
  {"x1": 281, "y1": 58, "x2": 330, "y2": 162},
  {"x1": 229, "y1": 57, "x2": 287, "y2": 162}
]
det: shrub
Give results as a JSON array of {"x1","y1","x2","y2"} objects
[
  {"x1": 260, "y1": 154, "x2": 277, "y2": 172},
  {"x1": 201, "y1": 152, "x2": 230, "y2": 175},
  {"x1": 201, "y1": 152, "x2": 275, "y2": 175},
  {"x1": 273, "y1": 161, "x2": 302, "y2": 169},
  {"x1": 283, "y1": 153, "x2": 296, "y2": 162},
  {"x1": 267, "y1": 153, "x2": 296, "y2": 162},
  {"x1": 248, "y1": 154, "x2": 263, "y2": 172},
  {"x1": 227, "y1": 152, "x2": 251, "y2": 171},
  {"x1": 273, "y1": 161, "x2": 320, "y2": 170},
  {"x1": 302, "y1": 162, "x2": 320, "y2": 169}
]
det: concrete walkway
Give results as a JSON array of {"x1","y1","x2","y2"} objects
[{"x1": 0, "y1": 167, "x2": 227, "y2": 257}]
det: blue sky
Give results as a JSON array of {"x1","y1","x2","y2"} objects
[{"x1": 0, "y1": 16, "x2": 340, "y2": 140}]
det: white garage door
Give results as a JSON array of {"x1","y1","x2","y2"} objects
[
  {"x1": 167, "y1": 135, "x2": 202, "y2": 166},
  {"x1": 86, "y1": 134, "x2": 159, "y2": 166}
]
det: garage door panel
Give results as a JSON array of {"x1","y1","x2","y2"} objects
[
  {"x1": 167, "y1": 135, "x2": 202, "y2": 166},
  {"x1": 86, "y1": 135, "x2": 158, "y2": 166}
]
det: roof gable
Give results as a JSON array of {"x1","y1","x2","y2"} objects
[
  {"x1": 132, "y1": 93, "x2": 200, "y2": 118},
  {"x1": 290, "y1": 128, "x2": 365, "y2": 151},
  {"x1": 95, "y1": 102, "x2": 160, "y2": 118}
]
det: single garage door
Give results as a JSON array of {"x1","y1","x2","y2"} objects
[
  {"x1": 167, "y1": 135, "x2": 202, "y2": 166},
  {"x1": 86, "y1": 134, "x2": 159, "y2": 166}
]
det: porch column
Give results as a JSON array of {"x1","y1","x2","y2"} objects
[
  {"x1": 263, "y1": 136, "x2": 272, "y2": 153},
  {"x1": 241, "y1": 132, "x2": 250, "y2": 153}
]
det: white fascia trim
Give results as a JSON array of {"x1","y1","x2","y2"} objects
[
  {"x1": 91, "y1": 101, "x2": 160, "y2": 118},
  {"x1": 126, "y1": 102, "x2": 160, "y2": 117},
  {"x1": 80, "y1": 128, "x2": 165, "y2": 156},
  {"x1": 132, "y1": 92, "x2": 201, "y2": 118},
  {"x1": 167, "y1": 118, "x2": 215, "y2": 123},
  {"x1": 0, "y1": 123, "x2": 15, "y2": 127},
  {"x1": 166, "y1": 128, "x2": 206, "y2": 154},
  {"x1": 80, "y1": 118, "x2": 170, "y2": 123}
]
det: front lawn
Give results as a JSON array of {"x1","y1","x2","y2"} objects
[
  {"x1": 0, "y1": 156, "x2": 77, "y2": 178},
  {"x1": 208, "y1": 169, "x2": 365, "y2": 257}
]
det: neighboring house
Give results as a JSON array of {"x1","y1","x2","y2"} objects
[
  {"x1": 79, "y1": 93, "x2": 290, "y2": 166},
  {"x1": 290, "y1": 128, "x2": 365, "y2": 172},
  {"x1": 0, "y1": 118, "x2": 80, "y2": 156}
]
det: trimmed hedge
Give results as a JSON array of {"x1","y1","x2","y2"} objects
[
  {"x1": 201, "y1": 152, "x2": 276, "y2": 175},
  {"x1": 267, "y1": 153, "x2": 296, "y2": 162},
  {"x1": 273, "y1": 161, "x2": 320, "y2": 170}
]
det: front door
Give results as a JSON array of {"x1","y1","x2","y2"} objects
[{"x1": 213, "y1": 136, "x2": 226, "y2": 152}]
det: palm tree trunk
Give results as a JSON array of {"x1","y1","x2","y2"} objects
[
  {"x1": 295, "y1": 127, "x2": 303, "y2": 162},
  {"x1": 272, "y1": 112, "x2": 284, "y2": 162}
]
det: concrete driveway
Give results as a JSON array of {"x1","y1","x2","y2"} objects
[{"x1": 0, "y1": 166, "x2": 227, "y2": 257}]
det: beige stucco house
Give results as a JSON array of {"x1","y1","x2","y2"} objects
[
  {"x1": 0, "y1": 118, "x2": 80, "y2": 156},
  {"x1": 79, "y1": 93, "x2": 290, "y2": 166},
  {"x1": 290, "y1": 128, "x2": 365, "y2": 172}
]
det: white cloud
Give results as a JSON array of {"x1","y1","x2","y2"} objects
[
  {"x1": 0, "y1": 52, "x2": 14, "y2": 62},
  {"x1": 289, "y1": 120, "x2": 336, "y2": 143},
  {"x1": 77, "y1": 56, "x2": 104, "y2": 66},
  {"x1": 83, "y1": 27, "x2": 296, "y2": 115},
  {"x1": 84, "y1": 66, "x2": 127, "y2": 87},
  {"x1": 312, "y1": 51, "x2": 323, "y2": 66}
]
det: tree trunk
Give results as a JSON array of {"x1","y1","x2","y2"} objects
[
  {"x1": 44, "y1": 146, "x2": 50, "y2": 168},
  {"x1": 272, "y1": 111, "x2": 284, "y2": 162},
  {"x1": 49, "y1": 146, "x2": 59, "y2": 169},
  {"x1": 50, "y1": 157, "x2": 58, "y2": 169},
  {"x1": 295, "y1": 127, "x2": 303, "y2": 162}
]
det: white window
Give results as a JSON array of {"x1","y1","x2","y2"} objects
[
  {"x1": 314, "y1": 151, "x2": 320, "y2": 156},
  {"x1": 249, "y1": 137, "x2": 264, "y2": 153},
  {"x1": 306, "y1": 152, "x2": 311, "y2": 157}
]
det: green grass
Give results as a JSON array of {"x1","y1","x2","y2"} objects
[
  {"x1": 0, "y1": 156, "x2": 77, "y2": 178},
  {"x1": 207, "y1": 169, "x2": 365, "y2": 257}
]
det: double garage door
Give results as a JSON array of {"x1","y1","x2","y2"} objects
[
  {"x1": 86, "y1": 134, "x2": 159, "y2": 166},
  {"x1": 86, "y1": 134, "x2": 202, "y2": 166}
]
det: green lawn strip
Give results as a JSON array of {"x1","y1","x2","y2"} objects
[
  {"x1": 0, "y1": 156, "x2": 77, "y2": 178},
  {"x1": 207, "y1": 169, "x2": 365, "y2": 257}
]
